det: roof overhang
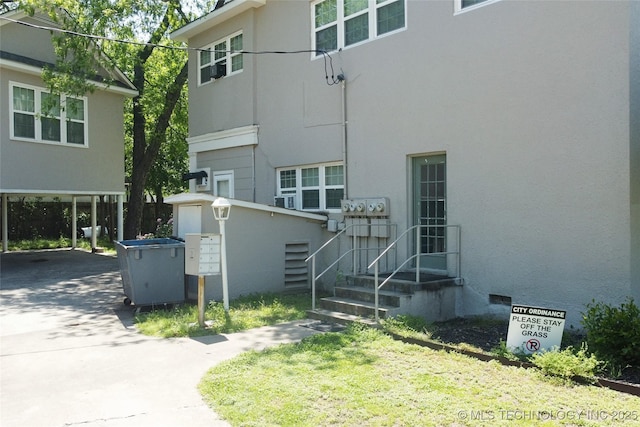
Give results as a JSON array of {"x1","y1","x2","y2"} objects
[
  {"x1": 0, "y1": 56, "x2": 138, "y2": 97},
  {"x1": 170, "y1": 0, "x2": 267, "y2": 43},
  {"x1": 1, "y1": 8, "x2": 138, "y2": 95},
  {"x1": 0, "y1": 9, "x2": 27, "y2": 27},
  {"x1": 164, "y1": 193, "x2": 328, "y2": 223},
  {"x1": 1, "y1": 189, "x2": 125, "y2": 196}
]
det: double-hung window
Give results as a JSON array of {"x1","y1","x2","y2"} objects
[
  {"x1": 277, "y1": 163, "x2": 344, "y2": 211},
  {"x1": 198, "y1": 32, "x2": 243, "y2": 85},
  {"x1": 312, "y1": 0, "x2": 405, "y2": 55},
  {"x1": 10, "y1": 82, "x2": 87, "y2": 146}
]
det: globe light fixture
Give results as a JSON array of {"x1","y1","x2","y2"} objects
[{"x1": 212, "y1": 197, "x2": 231, "y2": 311}]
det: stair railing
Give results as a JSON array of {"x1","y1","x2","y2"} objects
[
  {"x1": 305, "y1": 222, "x2": 395, "y2": 310},
  {"x1": 367, "y1": 224, "x2": 461, "y2": 322}
]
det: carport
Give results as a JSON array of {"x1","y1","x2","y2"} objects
[
  {"x1": 0, "y1": 8, "x2": 137, "y2": 253},
  {"x1": 1, "y1": 192, "x2": 124, "y2": 252}
]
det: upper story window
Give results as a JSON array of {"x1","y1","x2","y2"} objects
[
  {"x1": 454, "y1": 0, "x2": 499, "y2": 14},
  {"x1": 312, "y1": 0, "x2": 405, "y2": 55},
  {"x1": 199, "y1": 31, "x2": 243, "y2": 85},
  {"x1": 277, "y1": 162, "x2": 344, "y2": 212},
  {"x1": 10, "y1": 82, "x2": 87, "y2": 146}
]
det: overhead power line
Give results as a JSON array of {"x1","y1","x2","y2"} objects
[{"x1": 0, "y1": 14, "x2": 344, "y2": 85}]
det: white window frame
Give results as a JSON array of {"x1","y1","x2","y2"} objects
[
  {"x1": 198, "y1": 31, "x2": 244, "y2": 86},
  {"x1": 454, "y1": 0, "x2": 501, "y2": 15},
  {"x1": 311, "y1": 0, "x2": 406, "y2": 57},
  {"x1": 277, "y1": 162, "x2": 344, "y2": 212},
  {"x1": 213, "y1": 170, "x2": 235, "y2": 198},
  {"x1": 9, "y1": 81, "x2": 88, "y2": 147}
]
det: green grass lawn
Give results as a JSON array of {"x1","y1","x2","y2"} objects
[
  {"x1": 7, "y1": 236, "x2": 116, "y2": 253},
  {"x1": 200, "y1": 325, "x2": 640, "y2": 427},
  {"x1": 134, "y1": 292, "x2": 310, "y2": 338}
]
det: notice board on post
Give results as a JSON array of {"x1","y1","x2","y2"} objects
[
  {"x1": 506, "y1": 304, "x2": 566, "y2": 354},
  {"x1": 185, "y1": 233, "x2": 221, "y2": 276}
]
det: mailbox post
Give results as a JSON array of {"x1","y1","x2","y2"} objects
[
  {"x1": 185, "y1": 233, "x2": 221, "y2": 327},
  {"x1": 184, "y1": 197, "x2": 231, "y2": 328}
]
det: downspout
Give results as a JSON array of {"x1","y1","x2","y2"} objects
[
  {"x1": 252, "y1": 144, "x2": 256, "y2": 203},
  {"x1": 339, "y1": 74, "x2": 348, "y2": 198}
]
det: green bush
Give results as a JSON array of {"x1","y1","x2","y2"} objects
[
  {"x1": 581, "y1": 298, "x2": 640, "y2": 367},
  {"x1": 531, "y1": 344, "x2": 601, "y2": 381},
  {"x1": 491, "y1": 340, "x2": 528, "y2": 362}
]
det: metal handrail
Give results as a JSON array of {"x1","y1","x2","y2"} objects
[
  {"x1": 306, "y1": 222, "x2": 396, "y2": 310},
  {"x1": 368, "y1": 224, "x2": 461, "y2": 322},
  {"x1": 305, "y1": 224, "x2": 360, "y2": 310}
]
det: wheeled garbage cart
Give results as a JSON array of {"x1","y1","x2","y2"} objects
[{"x1": 115, "y1": 238, "x2": 185, "y2": 306}]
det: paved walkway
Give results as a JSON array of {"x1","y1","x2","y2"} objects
[{"x1": 0, "y1": 249, "x2": 320, "y2": 427}]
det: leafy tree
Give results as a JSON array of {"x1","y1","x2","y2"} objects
[{"x1": 15, "y1": 0, "x2": 204, "y2": 238}]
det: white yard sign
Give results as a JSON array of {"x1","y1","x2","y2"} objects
[{"x1": 506, "y1": 305, "x2": 566, "y2": 354}]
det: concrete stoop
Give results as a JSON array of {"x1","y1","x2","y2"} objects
[{"x1": 307, "y1": 272, "x2": 459, "y2": 325}]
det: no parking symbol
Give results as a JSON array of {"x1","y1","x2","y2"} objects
[{"x1": 525, "y1": 338, "x2": 540, "y2": 352}]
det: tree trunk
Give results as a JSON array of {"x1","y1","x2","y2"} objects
[{"x1": 123, "y1": 60, "x2": 189, "y2": 239}]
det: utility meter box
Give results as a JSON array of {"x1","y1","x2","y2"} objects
[
  {"x1": 185, "y1": 233, "x2": 221, "y2": 276},
  {"x1": 345, "y1": 218, "x2": 369, "y2": 236}
]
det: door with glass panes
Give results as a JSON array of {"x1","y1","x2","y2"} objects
[{"x1": 413, "y1": 155, "x2": 447, "y2": 271}]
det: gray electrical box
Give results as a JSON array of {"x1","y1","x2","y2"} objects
[{"x1": 185, "y1": 233, "x2": 221, "y2": 276}]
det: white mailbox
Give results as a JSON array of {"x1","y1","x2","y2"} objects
[{"x1": 185, "y1": 233, "x2": 221, "y2": 276}]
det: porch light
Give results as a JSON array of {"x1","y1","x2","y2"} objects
[
  {"x1": 212, "y1": 197, "x2": 231, "y2": 221},
  {"x1": 211, "y1": 197, "x2": 231, "y2": 311}
]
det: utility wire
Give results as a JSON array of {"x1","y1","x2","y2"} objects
[{"x1": 0, "y1": 14, "x2": 342, "y2": 85}]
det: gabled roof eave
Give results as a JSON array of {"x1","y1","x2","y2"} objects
[
  {"x1": 170, "y1": 0, "x2": 266, "y2": 43},
  {"x1": 1, "y1": 8, "x2": 138, "y2": 95},
  {"x1": 0, "y1": 55, "x2": 138, "y2": 97}
]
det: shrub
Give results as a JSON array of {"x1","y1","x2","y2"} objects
[
  {"x1": 531, "y1": 344, "x2": 601, "y2": 381},
  {"x1": 491, "y1": 340, "x2": 528, "y2": 362},
  {"x1": 154, "y1": 217, "x2": 174, "y2": 238},
  {"x1": 581, "y1": 298, "x2": 640, "y2": 367}
]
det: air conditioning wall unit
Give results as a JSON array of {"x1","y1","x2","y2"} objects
[
  {"x1": 274, "y1": 194, "x2": 296, "y2": 209},
  {"x1": 195, "y1": 168, "x2": 211, "y2": 192},
  {"x1": 182, "y1": 168, "x2": 211, "y2": 192},
  {"x1": 210, "y1": 62, "x2": 226, "y2": 80}
]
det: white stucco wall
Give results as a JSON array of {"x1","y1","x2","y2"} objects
[
  {"x1": 175, "y1": 0, "x2": 637, "y2": 327},
  {"x1": 166, "y1": 194, "x2": 330, "y2": 301},
  {"x1": 323, "y1": 0, "x2": 634, "y2": 327},
  {"x1": 1, "y1": 12, "x2": 132, "y2": 195}
]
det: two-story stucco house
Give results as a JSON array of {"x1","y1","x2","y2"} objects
[
  {"x1": 0, "y1": 8, "x2": 137, "y2": 251},
  {"x1": 169, "y1": 0, "x2": 639, "y2": 327}
]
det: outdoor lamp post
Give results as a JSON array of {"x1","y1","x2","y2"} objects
[{"x1": 212, "y1": 197, "x2": 231, "y2": 311}]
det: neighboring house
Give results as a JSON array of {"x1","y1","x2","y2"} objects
[
  {"x1": 170, "y1": 0, "x2": 639, "y2": 327},
  {"x1": 0, "y1": 8, "x2": 138, "y2": 250}
]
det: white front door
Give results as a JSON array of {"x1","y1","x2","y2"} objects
[{"x1": 177, "y1": 205, "x2": 202, "y2": 239}]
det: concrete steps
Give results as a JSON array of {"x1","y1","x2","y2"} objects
[
  {"x1": 308, "y1": 272, "x2": 458, "y2": 326},
  {"x1": 306, "y1": 308, "x2": 379, "y2": 327}
]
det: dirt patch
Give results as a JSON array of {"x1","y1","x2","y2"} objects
[
  {"x1": 428, "y1": 317, "x2": 640, "y2": 386},
  {"x1": 430, "y1": 318, "x2": 509, "y2": 353}
]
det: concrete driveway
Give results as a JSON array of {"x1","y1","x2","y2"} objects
[{"x1": 0, "y1": 249, "x2": 319, "y2": 427}]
